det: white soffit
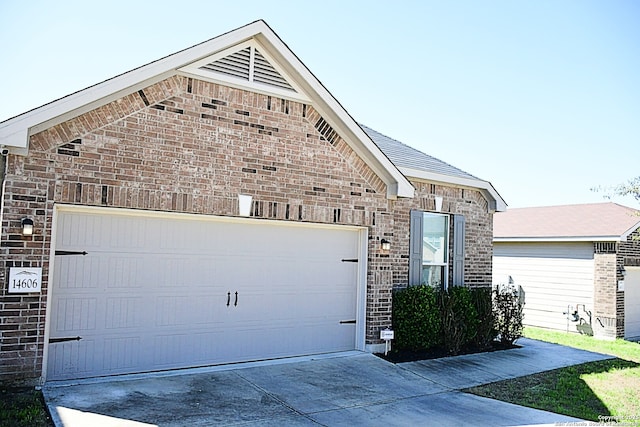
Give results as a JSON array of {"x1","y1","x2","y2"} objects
[{"x1": 178, "y1": 39, "x2": 309, "y2": 102}]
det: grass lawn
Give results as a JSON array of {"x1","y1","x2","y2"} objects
[
  {"x1": 465, "y1": 327, "x2": 640, "y2": 422},
  {"x1": 0, "y1": 387, "x2": 53, "y2": 427}
]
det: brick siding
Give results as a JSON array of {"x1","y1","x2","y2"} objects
[
  {"x1": 617, "y1": 229, "x2": 640, "y2": 337},
  {"x1": 392, "y1": 181, "x2": 494, "y2": 289},
  {"x1": 0, "y1": 76, "x2": 495, "y2": 383}
]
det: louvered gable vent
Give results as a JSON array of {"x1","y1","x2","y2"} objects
[
  {"x1": 193, "y1": 44, "x2": 295, "y2": 92},
  {"x1": 200, "y1": 46, "x2": 251, "y2": 80},
  {"x1": 253, "y1": 49, "x2": 293, "y2": 90}
]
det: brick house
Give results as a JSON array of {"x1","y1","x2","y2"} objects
[
  {"x1": 493, "y1": 203, "x2": 640, "y2": 340},
  {"x1": 0, "y1": 20, "x2": 506, "y2": 384}
]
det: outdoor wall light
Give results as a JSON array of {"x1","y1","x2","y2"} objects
[
  {"x1": 381, "y1": 239, "x2": 391, "y2": 251},
  {"x1": 434, "y1": 196, "x2": 443, "y2": 212},
  {"x1": 238, "y1": 194, "x2": 253, "y2": 217},
  {"x1": 21, "y1": 218, "x2": 34, "y2": 236}
]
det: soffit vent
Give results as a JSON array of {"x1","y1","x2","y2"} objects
[{"x1": 196, "y1": 45, "x2": 294, "y2": 92}]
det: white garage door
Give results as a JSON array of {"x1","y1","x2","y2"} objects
[
  {"x1": 625, "y1": 267, "x2": 640, "y2": 340},
  {"x1": 47, "y1": 208, "x2": 363, "y2": 381},
  {"x1": 493, "y1": 242, "x2": 594, "y2": 333}
]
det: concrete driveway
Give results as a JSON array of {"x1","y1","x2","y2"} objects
[{"x1": 43, "y1": 339, "x2": 610, "y2": 426}]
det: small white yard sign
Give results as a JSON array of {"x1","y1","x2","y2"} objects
[{"x1": 8, "y1": 267, "x2": 42, "y2": 293}]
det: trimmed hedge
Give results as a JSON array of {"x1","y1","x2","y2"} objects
[
  {"x1": 392, "y1": 285, "x2": 441, "y2": 351},
  {"x1": 392, "y1": 284, "x2": 523, "y2": 355},
  {"x1": 439, "y1": 286, "x2": 479, "y2": 355},
  {"x1": 470, "y1": 287, "x2": 496, "y2": 350}
]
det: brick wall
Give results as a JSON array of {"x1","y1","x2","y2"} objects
[
  {"x1": 593, "y1": 243, "x2": 618, "y2": 339},
  {"x1": 617, "y1": 229, "x2": 640, "y2": 337},
  {"x1": 391, "y1": 181, "x2": 494, "y2": 288},
  {"x1": 0, "y1": 75, "x2": 496, "y2": 383}
]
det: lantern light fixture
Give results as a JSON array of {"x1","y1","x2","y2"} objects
[{"x1": 21, "y1": 218, "x2": 34, "y2": 236}]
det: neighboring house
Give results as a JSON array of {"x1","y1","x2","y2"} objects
[
  {"x1": 493, "y1": 202, "x2": 640, "y2": 340},
  {"x1": 0, "y1": 20, "x2": 506, "y2": 384}
]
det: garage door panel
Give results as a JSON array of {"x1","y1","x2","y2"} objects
[
  {"x1": 49, "y1": 209, "x2": 361, "y2": 380},
  {"x1": 625, "y1": 268, "x2": 640, "y2": 339},
  {"x1": 54, "y1": 298, "x2": 98, "y2": 332},
  {"x1": 152, "y1": 331, "x2": 224, "y2": 367},
  {"x1": 54, "y1": 256, "x2": 102, "y2": 289},
  {"x1": 104, "y1": 297, "x2": 143, "y2": 329},
  {"x1": 102, "y1": 337, "x2": 141, "y2": 370},
  {"x1": 48, "y1": 339, "x2": 98, "y2": 379}
]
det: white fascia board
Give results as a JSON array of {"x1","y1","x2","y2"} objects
[
  {"x1": 621, "y1": 221, "x2": 640, "y2": 241},
  {"x1": 493, "y1": 236, "x2": 624, "y2": 243},
  {"x1": 400, "y1": 167, "x2": 507, "y2": 212},
  {"x1": 0, "y1": 126, "x2": 28, "y2": 153},
  {"x1": 253, "y1": 31, "x2": 414, "y2": 199},
  {"x1": 0, "y1": 21, "x2": 266, "y2": 151}
]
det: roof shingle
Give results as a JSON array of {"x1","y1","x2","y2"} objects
[
  {"x1": 494, "y1": 202, "x2": 640, "y2": 240},
  {"x1": 361, "y1": 124, "x2": 479, "y2": 181}
]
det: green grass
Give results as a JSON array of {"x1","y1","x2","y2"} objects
[
  {"x1": 525, "y1": 326, "x2": 640, "y2": 363},
  {"x1": 465, "y1": 327, "x2": 640, "y2": 422},
  {"x1": 0, "y1": 387, "x2": 53, "y2": 427}
]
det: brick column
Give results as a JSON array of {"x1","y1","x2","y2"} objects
[{"x1": 593, "y1": 244, "x2": 618, "y2": 339}]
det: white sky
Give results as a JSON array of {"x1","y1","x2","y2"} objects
[{"x1": 1, "y1": 0, "x2": 638, "y2": 208}]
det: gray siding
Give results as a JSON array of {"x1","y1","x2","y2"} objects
[{"x1": 493, "y1": 242, "x2": 594, "y2": 333}]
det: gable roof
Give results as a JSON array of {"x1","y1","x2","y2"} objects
[
  {"x1": 0, "y1": 19, "x2": 506, "y2": 209},
  {"x1": 0, "y1": 20, "x2": 413, "y2": 199},
  {"x1": 494, "y1": 202, "x2": 640, "y2": 242},
  {"x1": 362, "y1": 125, "x2": 507, "y2": 212}
]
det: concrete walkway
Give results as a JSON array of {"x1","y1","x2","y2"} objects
[{"x1": 43, "y1": 338, "x2": 612, "y2": 426}]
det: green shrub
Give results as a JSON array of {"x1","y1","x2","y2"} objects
[
  {"x1": 392, "y1": 284, "x2": 512, "y2": 355},
  {"x1": 470, "y1": 287, "x2": 496, "y2": 350},
  {"x1": 494, "y1": 284, "x2": 524, "y2": 345},
  {"x1": 392, "y1": 285, "x2": 442, "y2": 351},
  {"x1": 439, "y1": 287, "x2": 479, "y2": 355}
]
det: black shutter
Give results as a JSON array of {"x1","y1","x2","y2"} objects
[
  {"x1": 409, "y1": 210, "x2": 423, "y2": 286},
  {"x1": 452, "y1": 214, "x2": 465, "y2": 286}
]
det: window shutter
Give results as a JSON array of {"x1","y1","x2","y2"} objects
[
  {"x1": 452, "y1": 214, "x2": 465, "y2": 286},
  {"x1": 409, "y1": 210, "x2": 423, "y2": 286}
]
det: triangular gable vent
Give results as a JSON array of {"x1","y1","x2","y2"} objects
[{"x1": 179, "y1": 40, "x2": 305, "y2": 100}]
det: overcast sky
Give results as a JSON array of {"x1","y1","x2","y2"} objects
[{"x1": 1, "y1": 0, "x2": 638, "y2": 208}]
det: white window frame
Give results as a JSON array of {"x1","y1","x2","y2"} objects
[
  {"x1": 409, "y1": 210, "x2": 464, "y2": 289},
  {"x1": 421, "y1": 212, "x2": 450, "y2": 289}
]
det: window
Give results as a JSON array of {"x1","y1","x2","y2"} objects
[
  {"x1": 422, "y1": 213, "x2": 449, "y2": 288},
  {"x1": 409, "y1": 210, "x2": 465, "y2": 289}
]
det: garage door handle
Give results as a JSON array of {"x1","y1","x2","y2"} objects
[
  {"x1": 234, "y1": 291, "x2": 238, "y2": 306},
  {"x1": 227, "y1": 292, "x2": 231, "y2": 307}
]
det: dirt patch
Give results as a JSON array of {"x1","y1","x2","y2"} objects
[{"x1": 377, "y1": 341, "x2": 519, "y2": 363}]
